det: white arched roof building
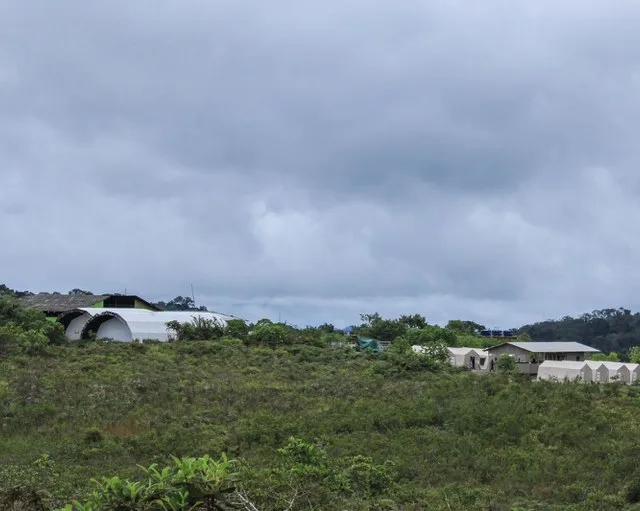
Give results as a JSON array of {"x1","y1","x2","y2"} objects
[
  {"x1": 59, "y1": 308, "x2": 101, "y2": 340},
  {"x1": 59, "y1": 308, "x2": 238, "y2": 342}
]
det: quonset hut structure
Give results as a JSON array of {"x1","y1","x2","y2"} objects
[{"x1": 58, "y1": 308, "x2": 238, "y2": 342}]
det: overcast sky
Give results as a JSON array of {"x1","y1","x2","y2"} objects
[{"x1": 2, "y1": 1, "x2": 640, "y2": 328}]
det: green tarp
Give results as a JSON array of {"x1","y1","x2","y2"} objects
[{"x1": 355, "y1": 337, "x2": 380, "y2": 353}]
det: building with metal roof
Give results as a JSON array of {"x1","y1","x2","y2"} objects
[
  {"x1": 486, "y1": 341, "x2": 601, "y2": 355},
  {"x1": 20, "y1": 293, "x2": 160, "y2": 317},
  {"x1": 486, "y1": 341, "x2": 601, "y2": 375}
]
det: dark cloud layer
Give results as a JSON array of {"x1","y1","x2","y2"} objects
[{"x1": 3, "y1": 1, "x2": 640, "y2": 327}]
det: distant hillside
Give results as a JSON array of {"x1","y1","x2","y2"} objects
[{"x1": 518, "y1": 307, "x2": 640, "y2": 355}]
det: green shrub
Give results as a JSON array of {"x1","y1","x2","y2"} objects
[
  {"x1": 56, "y1": 454, "x2": 240, "y2": 511},
  {"x1": 249, "y1": 323, "x2": 294, "y2": 347},
  {"x1": 0, "y1": 297, "x2": 66, "y2": 355},
  {"x1": 167, "y1": 317, "x2": 225, "y2": 342},
  {"x1": 225, "y1": 320, "x2": 249, "y2": 341}
]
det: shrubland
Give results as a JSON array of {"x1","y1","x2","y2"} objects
[
  {"x1": 3, "y1": 337, "x2": 640, "y2": 510},
  {"x1": 4, "y1": 292, "x2": 640, "y2": 509}
]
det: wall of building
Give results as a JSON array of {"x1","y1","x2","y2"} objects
[
  {"x1": 543, "y1": 352, "x2": 585, "y2": 362},
  {"x1": 488, "y1": 344, "x2": 530, "y2": 363},
  {"x1": 489, "y1": 344, "x2": 588, "y2": 364}
]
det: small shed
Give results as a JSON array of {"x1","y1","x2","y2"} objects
[
  {"x1": 485, "y1": 341, "x2": 601, "y2": 375},
  {"x1": 537, "y1": 361, "x2": 592, "y2": 383}
]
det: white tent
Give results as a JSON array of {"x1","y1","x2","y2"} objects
[
  {"x1": 626, "y1": 363, "x2": 640, "y2": 384},
  {"x1": 584, "y1": 361, "x2": 608, "y2": 383},
  {"x1": 80, "y1": 309, "x2": 237, "y2": 342},
  {"x1": 446, "y1": 347, "x2": 487, "y2": 370},
  {"x1": 473, "y1": 350, "x2": 493, "y2": 371},
  {"x1": 537, "y1": 361, "x2": 591, "y2": 382},
  {"x1": 597, "y1": 362, "x2": 628, "y2": 383}
]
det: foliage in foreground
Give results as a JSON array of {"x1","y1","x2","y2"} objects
[
  {"x1": 57, "y1": 454, "x2": 239, "y2": 511},
  {"x1": 54, "y1": 438, "x2": 399, "y2": 511},
  {"x1": 4, "y1": 342, "x2": 640, "y2": 510}
]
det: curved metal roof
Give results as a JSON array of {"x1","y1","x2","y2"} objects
[{"x1": 79, "y1": 308, "x2": 238, "y2": 342}]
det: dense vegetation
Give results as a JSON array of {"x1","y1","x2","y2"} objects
[
  {"x1": 5, "y1": 338, "x2": 640, "y2": 510},
  {"x1": 519, "y1": 308, "x2": 640, "y2": 355},
  {"x1": 6, "y1": 284, "x2": 640, "y2": 509}
]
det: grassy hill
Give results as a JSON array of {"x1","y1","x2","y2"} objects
[{"x1": 3, "y1": 342, "x2": 640, "y2": 510}]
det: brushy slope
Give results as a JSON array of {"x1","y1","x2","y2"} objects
[{"x1": 3, "y1": 341, "x2": 640, "y2": 510}]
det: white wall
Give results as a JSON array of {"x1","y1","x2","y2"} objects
[
  {"x1": 66, "y1": 313, "x2": 92, "y2": 341},
  {"x1": 489, "y1": 344, "x2": 530, "y2": 362},
  {"x1": 95, "y1": 318, "x2": 133, "y2": 342}
]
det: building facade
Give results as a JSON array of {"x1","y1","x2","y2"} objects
[{"x1": 486, "y1": 341, "x2": 601, "y2": 375}]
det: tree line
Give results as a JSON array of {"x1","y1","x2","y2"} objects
[
  {"x1": 7, "y1": 283, "x2": 640, "y2": 355},
  {"x1": 518, "y1": 307, "x2": 640, "y2": 356}
]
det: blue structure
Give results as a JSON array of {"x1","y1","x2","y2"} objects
[{"x1": 480, "y1": 329, "x2": 517, "y2": 338}]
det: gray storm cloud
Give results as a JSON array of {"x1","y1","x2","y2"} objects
[{"x1": 2, "y1": 0, "x2": 640, "y2": 327}]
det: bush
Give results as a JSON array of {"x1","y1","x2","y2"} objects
[
  {"x1": 0, "y1": 297, "x2": 66, "y2": 355},
  {"x1": 225, "y1": 319, "x2": 250, "y2": 341},
  {"x1": 167, "y1": 317, "x2": 226, "y2": 342},
  {"x1": 497, "y1": 354, "x2": 517, "y2": 372},
  {"x1": 56, "y1": 454, "x2": 241, "y2": 511},
  {"x1": 249, "y1": 323, "x2": 294, "y2": 347}
]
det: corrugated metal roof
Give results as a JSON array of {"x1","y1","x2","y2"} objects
[
  {"x1": 20, "y1": 293, "x2": 107, "y2": 311},
  {"x1": 489, "y1": 341, "x2": 600, "y2": 353},
  {"x1": 20, "y1": 294, "x2": 161, "y2": 312}
]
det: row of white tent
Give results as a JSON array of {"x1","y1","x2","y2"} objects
[
  {"x1": 537, "y1": 360, "x2": 640, "y2": 384},
  {"x1": 412, "y1": 345, "x2": 640, "y2": 384}
]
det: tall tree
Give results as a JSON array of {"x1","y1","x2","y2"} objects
[{"x1": 446, "y1": 320, "x2": 486, "y2": 335}]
